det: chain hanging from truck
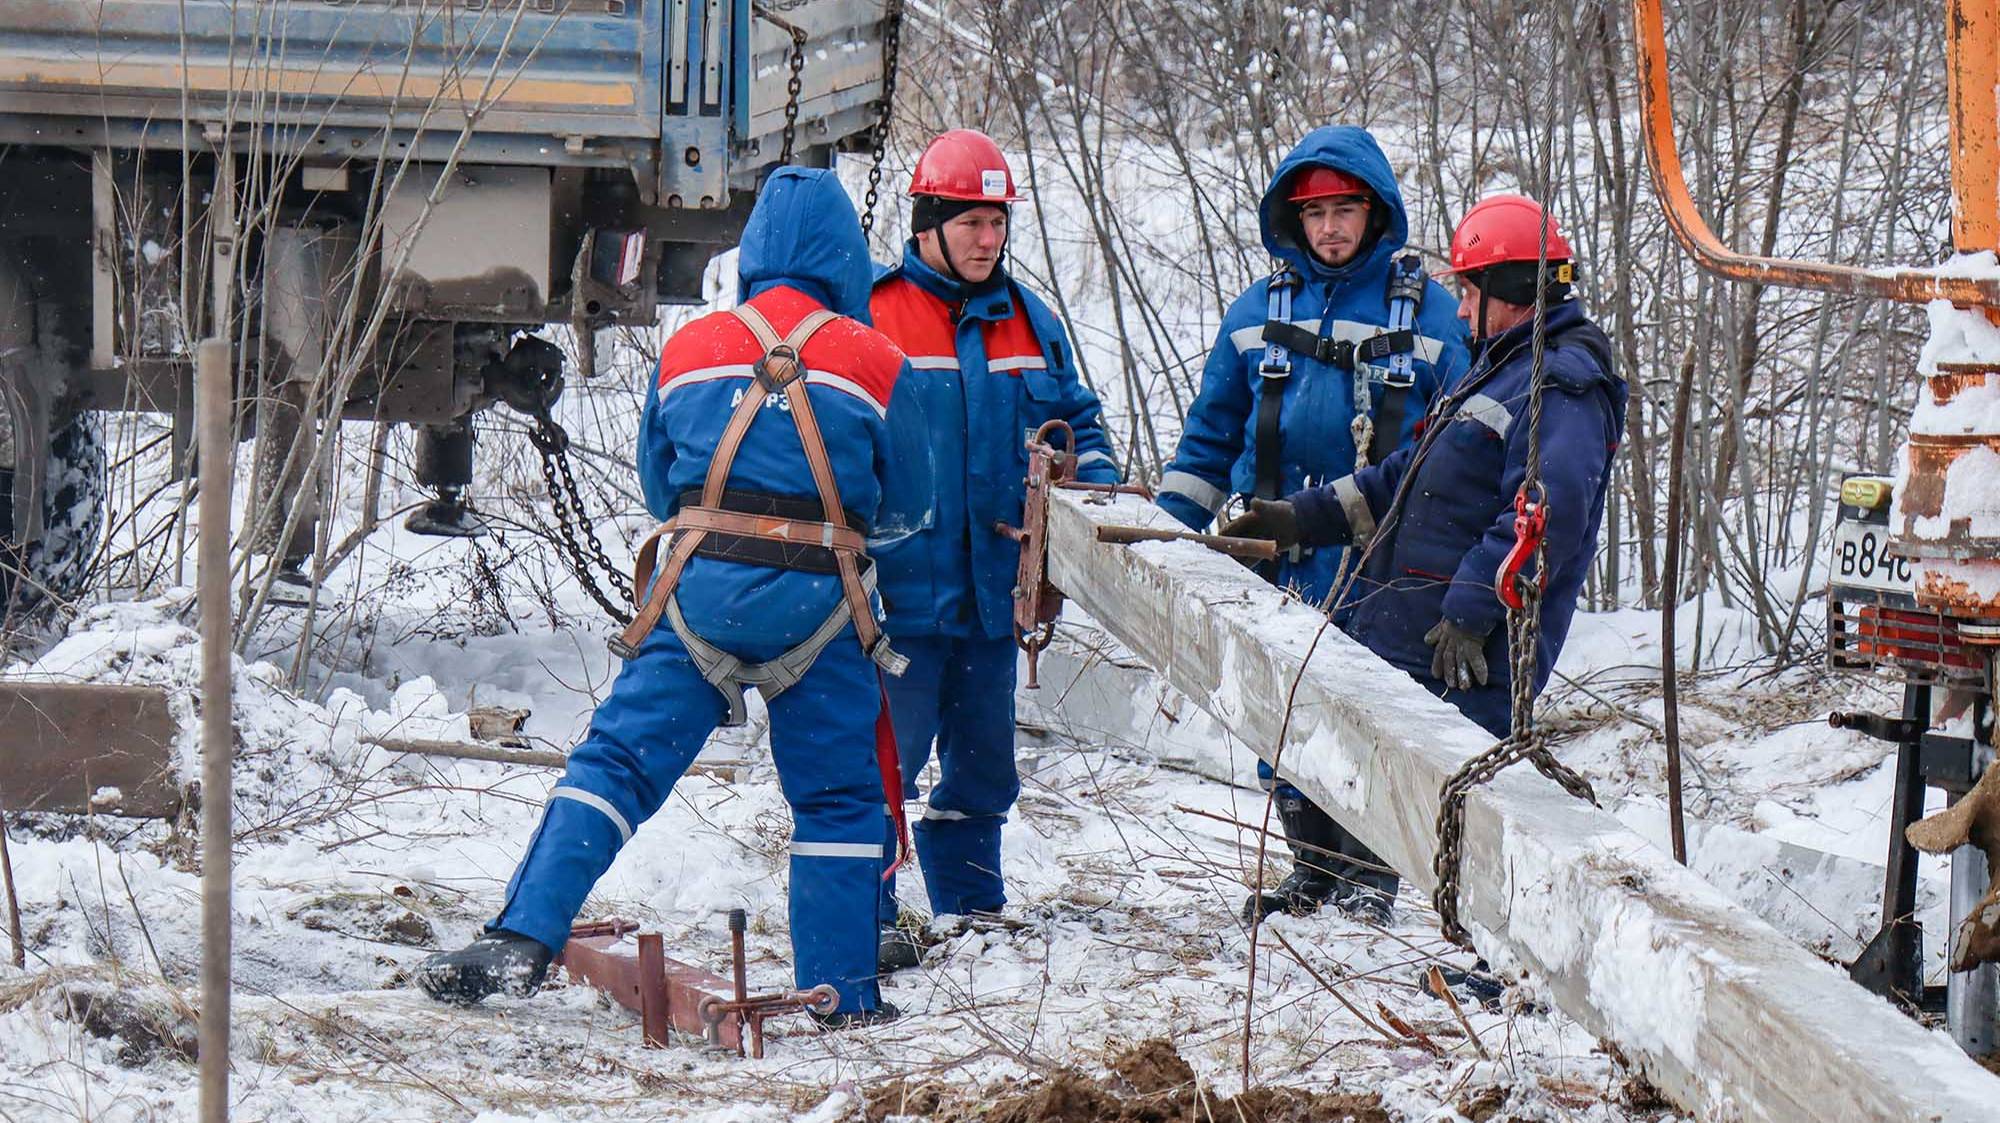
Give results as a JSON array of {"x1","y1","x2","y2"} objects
[
  {"x1": 529, "y1": 412, "x2": 636, "y2": 626},
  {"x1": 859, "y1": 0, "x2": 905, "y2": 237},
  {"x1": 750, "y1": 2, "x2": 810, "y2": 165}
]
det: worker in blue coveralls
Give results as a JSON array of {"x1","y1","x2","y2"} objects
[
  {"x1": 1224, "y1": 193, "x2": 1625, "y2": 796},
  {"x1": 415, "y1": 167, "x2": 933, "y2": 1029},
  {"x1": 868, "y1": 129, "x2": 1121, "y2": 971},
  {"x1": 1156, "y1": 125, "x2": 1470, "y2": 925}
]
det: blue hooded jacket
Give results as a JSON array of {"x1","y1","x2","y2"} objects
[
  {"x1": 1157, "y1": 126, "x2": 1471, "y2": 601},
  {"x1": 1291, "y1": 299, "x2": 1627, "y2": 735},
  {"x1": 869, "y1": 244, "x2": 1120, "y2": 639},
  {"x1": 635, "y1": 167, "x2": 932, "y2": 649}
]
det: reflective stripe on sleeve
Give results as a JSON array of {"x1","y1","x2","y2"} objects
[
  {"x1": 551, "y1": 786, "x2": 635, "y2": 844},
  {"x1": 1459, "y1": 393, "x2": 1515, "y2": 439},
  {"x1": 1331, "y1": 475, "x2": 1375, "y2": 541},
  {"x1": 1159, "y1": 470, "x2": 1228, "y2": 514}
]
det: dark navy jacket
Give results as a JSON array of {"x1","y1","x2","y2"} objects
[
  {"x1": 1157, "y1": 126, "x2": 1470, "y2": 602},
  {"x1": 870, "y1": 246, "x2": 1119, "y2": 639},
  {"x1": 1291, "y1": 300, "x2": 1626, "y2": 735}
]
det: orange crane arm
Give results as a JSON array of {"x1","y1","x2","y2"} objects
[{"x1": 1633, "y1": 0, "x2": 2000, "y2": 307}]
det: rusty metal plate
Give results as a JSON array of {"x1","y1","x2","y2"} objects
[
  {"x1": 0, "y1": 682, "x2": 180, "y2": 816},
  {"x1": 556, "y1": 928, "x2": 743, "y2": 1052}
]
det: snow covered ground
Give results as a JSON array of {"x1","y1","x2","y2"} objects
[
  {"x1": 2, "y1": 591, "x2": 1697, "y2": 1123},
  {"x1": 0, "y1": 488, "x2": 1937, "y2": 1123}
]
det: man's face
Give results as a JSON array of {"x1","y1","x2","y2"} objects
[
  {"x1": 1298, "y1": 196, "x2": 1372, "y2": 267},
  {"x1": 1455, "y1": 277, "x2": 1534, "y2": 339},
  {"x1": 918, "y1": 206, "x2": 1009, "y2": 283}
]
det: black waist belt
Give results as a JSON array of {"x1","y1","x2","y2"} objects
[
  {"x1": 676, "y1": 488, "x2": 871, "y2": 576},
  {"x1": 1261, "y1": 323, "x2": 1415, "y2": 371}
]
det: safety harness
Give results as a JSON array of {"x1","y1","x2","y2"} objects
[
  {"x1": 1251, "y1": 252, "x2": 1427, "y2": 503},
  {"x1": 611, "y1": 303, "x2": 912, "y2": 870}
]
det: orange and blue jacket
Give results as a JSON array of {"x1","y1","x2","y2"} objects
[{"x1": 869, "y1": 245, "x2": 1119, "y2": 639}]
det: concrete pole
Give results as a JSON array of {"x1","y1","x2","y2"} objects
[{"x1": 196, "y1": 337, "x2": 234, "y2": 1123}]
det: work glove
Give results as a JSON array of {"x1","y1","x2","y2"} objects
[
  {"x1": 1219, "y1": 498, "x2": 1299, "y2": 553},
  {"x1": 1425, "y1": 619, "x2": 1491, "y2": 690}
]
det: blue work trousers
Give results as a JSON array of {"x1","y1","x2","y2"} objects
[
  {"x1": 877, "y1": 634, "x2": 1020, "y2": 923},
  {"x1": 491, "y1": 623, "x2": 890, "y2": 1014}
]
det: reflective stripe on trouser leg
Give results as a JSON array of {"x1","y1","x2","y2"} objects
[
  {"x1": 767, "y1": 630, "x2": 886, "y2": 1013},
  {"x1": 915, "y1": 634, "x2": 1020, "y2": 917},
  {"x1": 492, "y1": 624, "x2": 726, "y2": 952},
  {"x1": 878, "y1": 635, "x2": 951, "y2": 927}
]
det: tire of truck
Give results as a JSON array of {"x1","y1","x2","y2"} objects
[
  {"x1": 15, "y1": 408, "x2": 106, "y2": 605},
  {"x1": 0, "y1": 259, "x2": 107, "y2": 612}
]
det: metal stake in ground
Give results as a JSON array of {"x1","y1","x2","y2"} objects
[{"x1": 196, "y1": 338, "x2": 235, "y2": 1123}]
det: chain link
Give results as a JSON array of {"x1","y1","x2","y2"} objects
[
  {"x1": 529, "y1": 413, "x2": 634, "y2": 626},
  {"x1": 859, "y1": 0, "x2": 904, "y2": 237},
  {"x1": 779, "y1": 24, "x2": 807, "y2": 164},
  {"x1": 1431, "y1": 196, "x2": 1598, "y2": 948}
]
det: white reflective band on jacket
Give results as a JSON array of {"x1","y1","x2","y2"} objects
[{"x1": 1159, "y1": 469, "x2": 1228, "y2": 515}]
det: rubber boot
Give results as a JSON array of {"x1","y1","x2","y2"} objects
[
  {"x1": 1425, "y1": 959, "x2": 1506, "y2": 1011},
  {"x1": 415, "y1": 929, "x2": 555, "y2": 1006},
  {"x1": 810, "y1": 999, "x2": 903, "y2": 1030},
  {"x1": 1242, "y1": 793, "x2": 1343, "y2": 923},
  {"x1": 878, "y1": 925, "x2": 922, "y2": 973}
]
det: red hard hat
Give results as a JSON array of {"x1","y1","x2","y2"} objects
[
  {"x1": 1438, "y1": 194, "x2": 1573, "y2": 276},
  {"x1": 908, "y1": 129, "x2": 1026, "y2": 203},
  {"x1": 1286, "y1": 166, "x2": 1369, "y2": 203}
]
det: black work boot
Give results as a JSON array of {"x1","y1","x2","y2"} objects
[
  {"x1": 1242, "y1": 794, "x2": 1343, "y2": 923},
  {"x1": 810, "y1": 999, "x2": 903, "y2": 1030},
  {"x1": 1425, "y1": 960, "x2": 1506, "y2": 1011},
  {"x1": 878, "y1": 926, "x2": 922, "y2": 973},
  {"x1": 416, "y1": 929, "x2": 554, "y2": 1006}
]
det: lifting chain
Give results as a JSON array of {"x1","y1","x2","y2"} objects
[
  {"x1": 859, "y1": 0, "x2": 904, "y2": 237},
  {"x1": 527, "y1": 411, "x2": 635, "y2": 627},
  {"x1": 752, "y1": 5, "x2": 809, "y2": 163},
  {"x1": 1430, "y1": 209, "x2": 1597, "y2": 948}
]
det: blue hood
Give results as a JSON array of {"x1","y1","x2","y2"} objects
[
  {"x1": 737, "y1": 167, "x2": 874, "y2": 321},
  {"x1": 1259, "y1": 126, "x2": 1409, "y2": 284}
]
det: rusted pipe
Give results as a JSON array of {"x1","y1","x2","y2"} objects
[
  {"x1": 1093, "y1": 524, "x2": 1281, "y2": 562},
  {"x1": 1633, "y1": 0, "x2": 2000, "y2": 307},
  {"x1": 728, "y1": 908, "x2": 749, "y2": 1057}
]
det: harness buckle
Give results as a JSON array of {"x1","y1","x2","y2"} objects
[
  {"x1": 754, "y1": 344, "x2": 805, "y2": 391},
  {"x1": 607, "y1": 636, "x2": 639, "y2": 660}
]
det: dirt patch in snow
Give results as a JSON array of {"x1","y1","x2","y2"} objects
[
  {"x1": 867, "y1": 1040, "x2": 1388, "y2": 1123},
  {"x1": 1106, "y1": 1037, "x2": 1196, "y2": 1094},
  {"x1": 55, "y1": 979, "x2": 198, "y2": 1066}
]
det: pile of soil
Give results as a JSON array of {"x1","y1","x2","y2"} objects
[{"x1": 865, "y1": 1039, "x2": 1389, "y2": 1123}]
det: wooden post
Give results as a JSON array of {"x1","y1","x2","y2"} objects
[
  {"x1": 196, "y1": 337, "x2": 234, "y2": 1123},
  {"x1": 1046, "y1": 489, "x2": 1999, "y2": 1121},
  {"x1": 0, "y1": 810, "x2": 21, "y2": 968}
]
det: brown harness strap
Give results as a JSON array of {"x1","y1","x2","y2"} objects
[
  {"x1": 778, "y1": 372, "x2": 884, "y2": 654},
  {"x1": 612, "y1": 304, "x2": 858, "y2": 659},
  {"x1": 671, "y1": 505, "x2": 867, "y2": 553}
]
